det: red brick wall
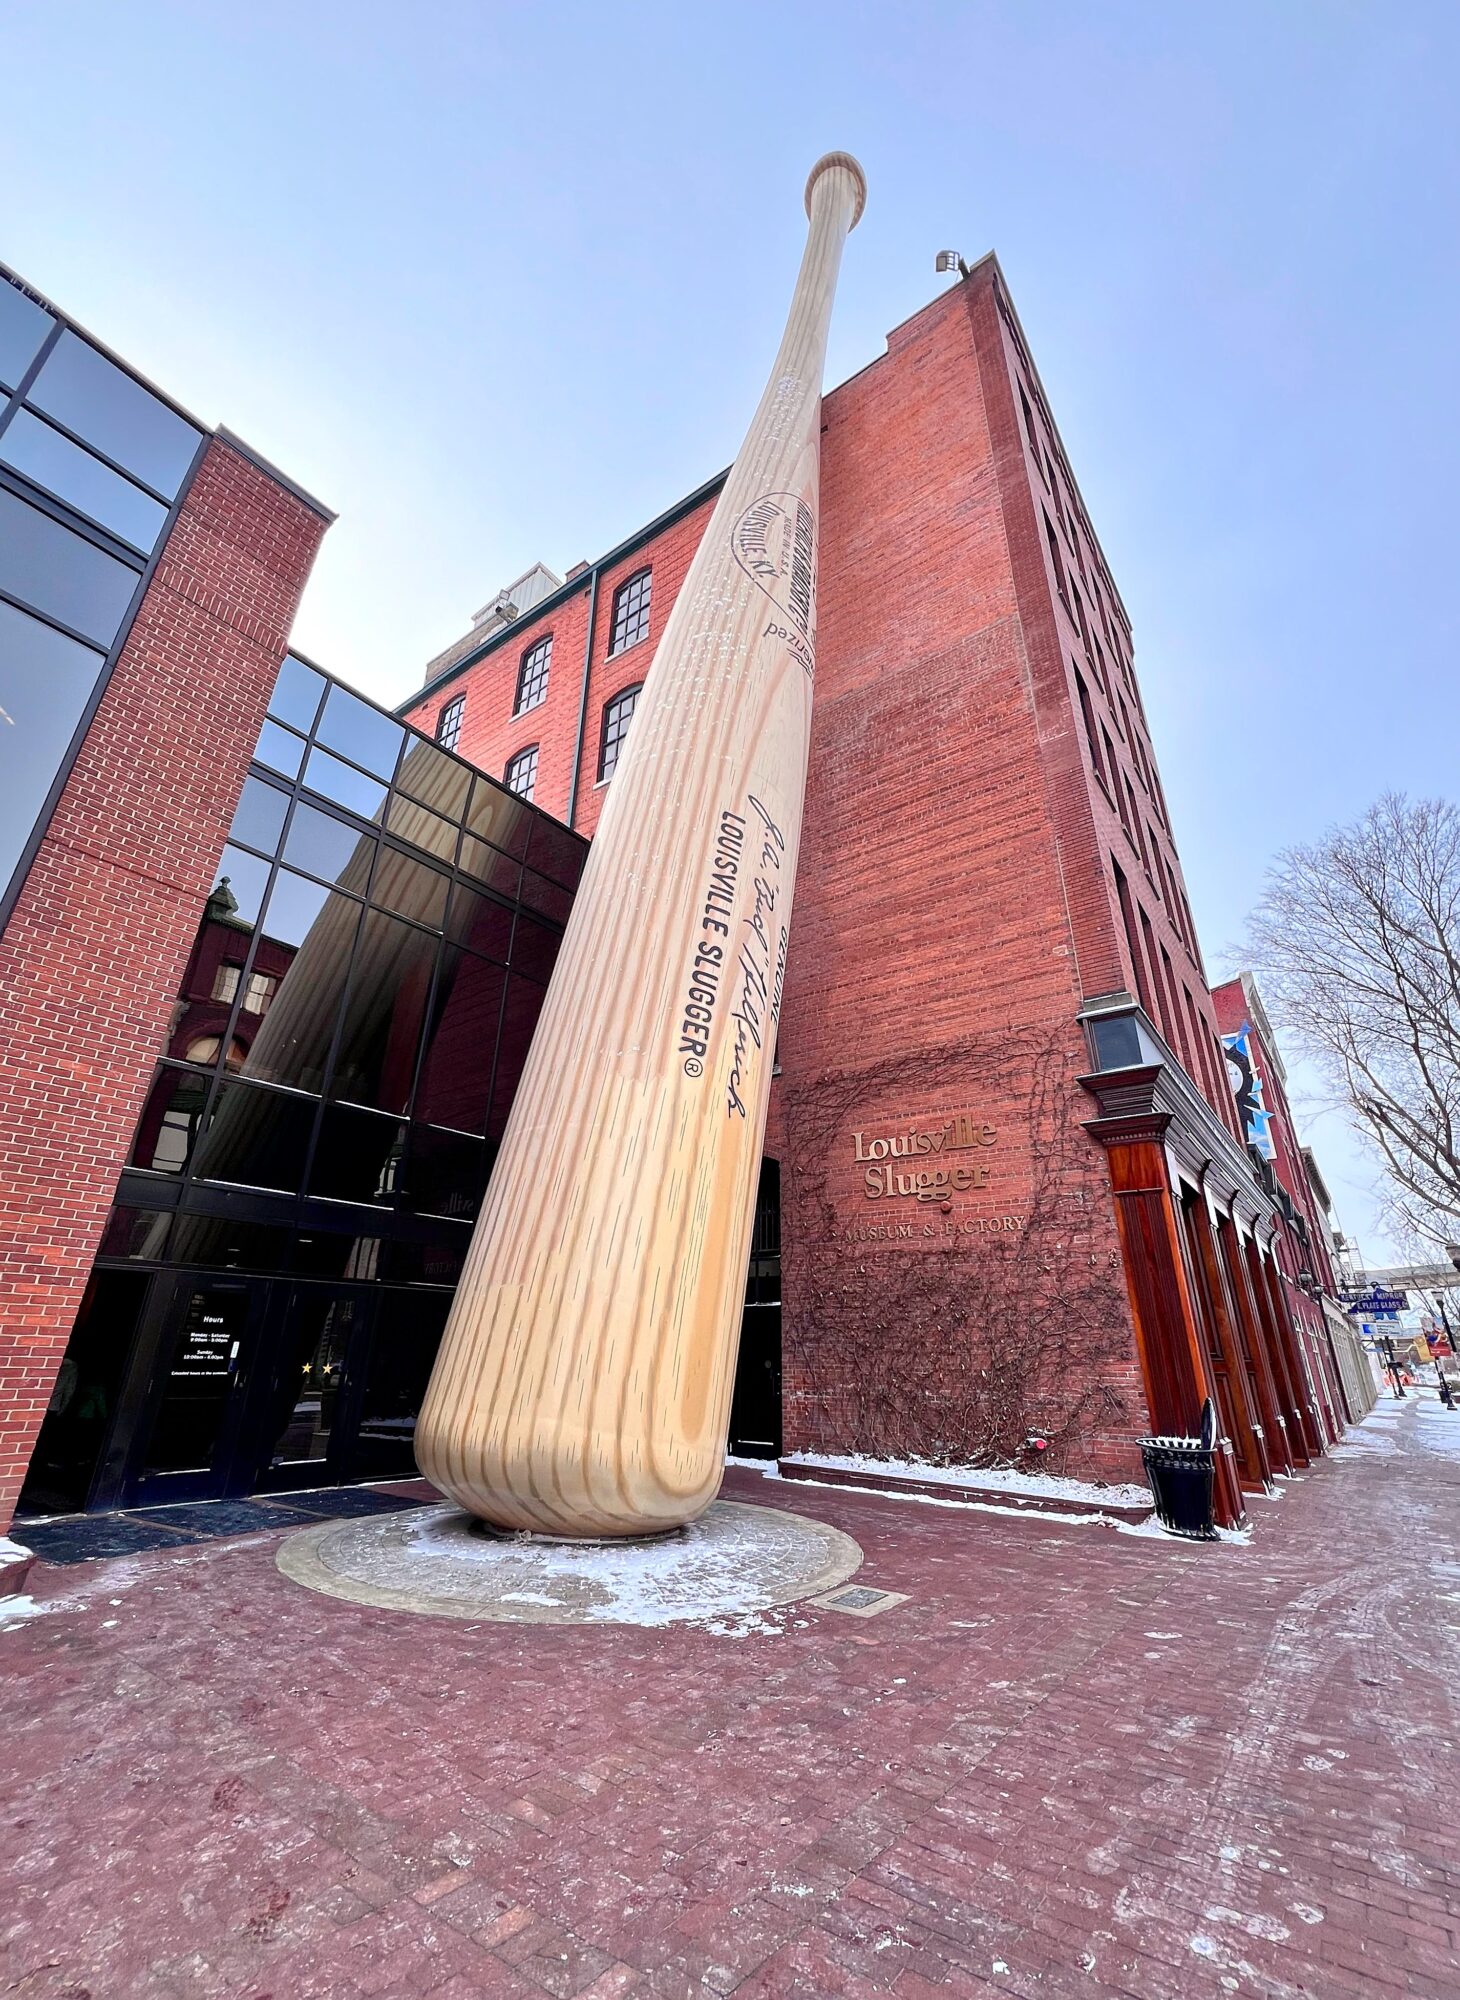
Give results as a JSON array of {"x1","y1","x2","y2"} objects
[{"x1": 0, "y1": 440, "x2": 327, "y2": 1530}]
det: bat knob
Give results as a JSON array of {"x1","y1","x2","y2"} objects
[{"x1": 805, "y1": 151, "x2": 867, "y2": 230}]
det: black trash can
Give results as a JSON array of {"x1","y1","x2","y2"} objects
[{"x1": 1140, "y1": 1398, "x2": 1219, "y2": 1541}]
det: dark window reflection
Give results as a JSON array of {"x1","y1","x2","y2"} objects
[
  {"x1": 370, "y1": 851, "x2": 448, "y2": 930},
  {"x1": 380, "y1": 1232, "x2": 469, "y2": 1287},
  {"x1": 395, "y1": 738, "x2": 471, "y2": 821},
  {"x1": 465, "y1": 775, "x2": 532, "y2": 858},
  {"x1": 415, "y1": 950, "x2": 505, "y2": 1133},
  {"x1": 98, "y1": 1206, "x2": 173, "y2": 1261},
  {"x1": 292, "y1": 1229, "x2": 381, "y2": 1280},
  {"x1": 489, "y1": 979, "x2": 551, "y2": 1138},
  {"x1": 212, "y1": 845, "x2": 271, "y2": 927},
  {"x1": 0, "y1": 277, "x2": 54, "y2": 390},
  {"x1": 0, "y1": 487, "x2": 139, "y2": 645},
  {"x1": 193, "y1": 1081, "x2": 316, "y2": 1192},
  {"x1": 28, "y1": 330, "x2": 201, "y2": 496},
  {"x1": 256, "y1": 866, "x2": 339, "y2": 951},
  {"x1": 131, "y1": 1064, "x2": 213, "y2": 1175},
  {"x1": 526, "y1": 816, "x2": 587, "y2": 890},
  {"x1": 511, "y1": 912, "x2": 563, "y2": 983},
  {"x1": 267, "y1": 654, "x2": 327, "y2": 735},
  {"x1": 315, "y1": 684, "x2": 403, "y2": 781},
  {"x1": 447, "y1": 882, "x2": 514, "y2": 963},
  {"x1": 142, "y1": 1284, "x2": 248, "y2": 1473},
  {"x1": 409, "y1": 1126, "x2": 488, "y2": 1219},
  {"x1": 20, "y1": 1272, "x2": 148, "y2": 1512},
  {"x1": 168, "y1": 1214, "x2": 295, "y2": 1272},
  {"x1": 0, "y1": 410, "x2": 169, "y2": 550},
  {"x1": 519, "y1": 868, "x2": 573, "y2": 925},
  {"x1": 385, "y1": 793, "x2": 458, "y2": 862},
  {"x1": 353, "y1": 1292, "x2": 451, "y2": 1476},
  {"x1": 310, "y1": 1104, "x2": 407, "y2": 1205},
  {"x1": 458, "y1": 835, "x2": 521, "y2": 898},
  {"x1": 264, "y1": 1291, "x2": 368, "y2": 1468},
  {"x1": 328, "y1": 909, "x2": 436, "y2": 1112}
]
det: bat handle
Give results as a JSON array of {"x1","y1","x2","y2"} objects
[{"x1": 805, "y1": 151, "x2": 867, "y2": 231}]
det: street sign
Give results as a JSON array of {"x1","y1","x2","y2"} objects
[{"x1": 1347, "y1": 1288, "x2": 1407, "y2": 1316}]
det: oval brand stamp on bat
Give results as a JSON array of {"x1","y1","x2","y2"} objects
[{"x1": 732, "y1": 490, "x2": 817, "y2": 680}]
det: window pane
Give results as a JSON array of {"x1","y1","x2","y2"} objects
[
  {"x1": 414, "y1": 949, "x2": 504, "y2": 1133},
  {"x1": 167, "y1": 1214, "x2": 295, "y2": 1272},
  {"x1": 396, "y1": 735, "x2": 472, "y2": 820},
  {"x1": 27, "y1": 330, "x2": 200, "y2": 496},
  {"x1": 408, "y1": 1125, "x2": 488, "y2": 1219},
  {"x1": 211, "y1": 845, "x2": 271, "y2": 927},
  {"x1": 247, "y1": 888, "x2": 362, "y2": 1090},
  {"x1": 328, "y1": 909, "x2": 437, "y2": 1112},
  {"x1": 504, "y1": 745, "x2": 538, "y2": 801},
  {"x1": 489, "y1": 978, "x2": 552, "y2": 1137},
  {"x1": 352, "y1": 1291, "x2": 450, "y2": 1476},
  {"x1": 446, "y1": 881, "x2": 515, "y2": 963},
  {"x1": 314, "y1": 683, "x2": 403, "y2": 781},
  {"x1": 525, "y1": 816, "x2": 586, "y2": 890},
  {"x1": 252, "y1": 717, "x2": 307, "y2": 779},
  {"x1": 141, "y1": 1285, "x2": 249, "y2": 1474},
  {"x1": 310, "y1": 1102, "x2": 407, "y2": 1204},
  {"x1": 192, "y1": 1079, "x2": 316, "y2": 1191},
  {"x1": 256, "y1": 865, "x2": 340, "y2": 950},
  {"x1": 0, "y1": 599, "x2": 106, "y2": 895},
  {"x1": 0, "y1": 410, "x2": 169, "y2": 550},
  {"x1": 267, "y1": 654, "x2": 327, "y2": 735},
  {"x1": 465, "y1": 774, "x2": 532, "y2": 858},
  {"x1": 292, "y1": 1226, "x2": 381, "y2": 1280},
  {"x1": 369, "y1": 849, "x2": 449, "y2": 930},
  {"x1": 514, "y1": 636, "x2": 551, "y2": 715},
  {"x1": 519, "y1": 867, "x2": 573, "y2": 925},
  {"x1": 511, "y1": 912, "x2": 563, "y2": 983},
  {"x1": 264, "y1": 1292, "x2": 367, "y2": 1466},
  {"x1": 227, "y1": 775, "x2": 289, "y2": 855},
  {"x1": 0, "y1": 278, "x2": 54, "y2": 390},
  {"x1": 129, "y1": 1065, "x2": 213, "y2": 1174},
  {"x1": 436, "y1": 694, "x2": 464, "y2": 751},
  {"x1": 303, "y1": 744, "x2": 386, "y2": 820},
  {"x1": 97, "y1": 1205, "x2": 173, "y2": 1261},
  {"x1": 385, "y1": 793, "x2": 458, "y2": 864},
  {"x1": 283, "y1": 800, "x2": 374, "y2": 889},
  {"x1": 0, "y1": 487, "x2": 139, "y2": 645},
  {"x1": 458, "y1": 835, "x2": 521, "y2": 898},
  {"x1": 379, "y1": 1233, "x2": 469, "y2": 1287}
]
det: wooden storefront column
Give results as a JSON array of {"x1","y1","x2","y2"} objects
[
  {"x1": 1217, "y1": 1213, "x2": 1295, "y2": 1476},
  {"x1": 1183, "y1": 1192, "x2": 1273, "y2": 1492},
  {"x1": 1093, "y1": 1116, "x2": 1246, "y2": 1531},
  {"x1": 1253, "y1": 1237, "x2": 1325, "y2": 1461}
]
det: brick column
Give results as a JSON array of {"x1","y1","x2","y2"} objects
[{"x1": 0, "y1": 439, "x2": 328, "y2": 1530}]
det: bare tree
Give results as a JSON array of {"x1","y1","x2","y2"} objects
[{"x1": 1249, "y1": 793, "x2": 1460, "y2": 1249}]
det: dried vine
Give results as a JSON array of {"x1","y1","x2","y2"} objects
[{"x1": 780, "y1": 1024, "x2": 1135, "y2": 1476}]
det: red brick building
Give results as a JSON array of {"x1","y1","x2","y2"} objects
[
  {"x1": 1212, "y1": 974, "x2": 1377, "y2": 1431},
  {"x1": 399, "y1": 257, "x2": 1342, "y2": 1526}
]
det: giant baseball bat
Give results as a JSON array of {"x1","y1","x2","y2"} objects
[{"x1": 415, "y1": 152, "x2": 866, "y2": 1537}]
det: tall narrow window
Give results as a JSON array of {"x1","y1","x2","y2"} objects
[
  {"x1": 1112, "y1": 857, "x2": 1154, "y2": 1020},
  {"x1": 1018, "y1": 384, "x2": 1044, "y2": 475},
  {"x1": 1043, "y1": 511, "x2": 1070, "y2": 608},
  {"x1": 436, "y1": 694, "x2": 464, "y2": 751},
  {"x1": 608, "y1": 568, "x2": 651, "y2": 656},
  {"x1": 1073, "y1": 667, "x2": 1106, "y2": 786},
  {"x1": 504, "y1": 745, "x2": 539, "y2": 802},
  {"x1": 598, "y1": 684, "x2": 641, "y2": 783},
  {"x1": 514, "y1": 635, "x2": 552, "y2": 716}
]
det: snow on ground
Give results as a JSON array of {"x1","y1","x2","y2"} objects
[{"x1": 781, "y1": 1449, "x2": 1151, "y2": 1509}]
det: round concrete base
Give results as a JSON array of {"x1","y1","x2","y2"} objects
[{"x1": 275, "y1": 1499, "x2": 862, "y2": 1627}]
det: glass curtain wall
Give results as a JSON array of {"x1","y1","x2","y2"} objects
[
  {"x1": 0, "y1": 266, "x2": 204, "y2": 921},
  {"x1": 19, "y1": 654, "x2": 587, "y2": 1512}
]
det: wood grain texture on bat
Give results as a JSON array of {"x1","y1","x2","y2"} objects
[{"x1": 415, "y1": 152, "x2": 866, "y2": 1537}]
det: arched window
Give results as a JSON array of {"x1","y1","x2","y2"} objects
[
  {"x1": 597, "y1": 684, "x2": 641, "y2": 783},
  {"x1": 607, "y1": 568, "x2": 651, "y2": 656},
  {"x1": 514, "y1": 635, "x2": 552, "y2": 716},
  {"x1": 504, "y1": 744, "x2": 539, "y2": 801},
  {"x1": 436, "y1": 693, "x2": 465, "y2": 750}
]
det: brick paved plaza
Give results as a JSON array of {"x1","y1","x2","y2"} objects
[{"x1": 4, "y1": 1394, "x2": 1458, "y2": 2000}]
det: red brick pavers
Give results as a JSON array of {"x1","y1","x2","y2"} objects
[{"x1": 3, "y1": 1396, "x2": 1457, "y2": 1999}]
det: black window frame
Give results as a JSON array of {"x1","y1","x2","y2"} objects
[
  {"x1": 513, "y1": 634, "x2": 552, "y2": 717},
  {"x1": 607, "y1": 567, "x2": 652, "y2": 657},
  {"x1": 436, "y1": 693, "x2": 465, "y2": 752},
  {"x1": 504, "y1": 744, "x2": 539, "y2": 801},
  {"x1": 597, "y1": 683, "x2": 642, "y2": 784}
]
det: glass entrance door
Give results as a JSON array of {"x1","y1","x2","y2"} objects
[
  {"x1": 125, "y1": 1275, "x2": 274, "y2": 1504},
  {"x1": 247, "y1": 1286, "x2": 375, "y2": 1492}
]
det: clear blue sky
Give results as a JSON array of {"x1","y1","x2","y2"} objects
[{"x1": 5, "y1": 2, "x2": 1456, "y2": 1260}]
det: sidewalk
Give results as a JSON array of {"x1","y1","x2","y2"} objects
[{"x1": 3, "y1": 1394, "x2": 1457, "y2": 1999}]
